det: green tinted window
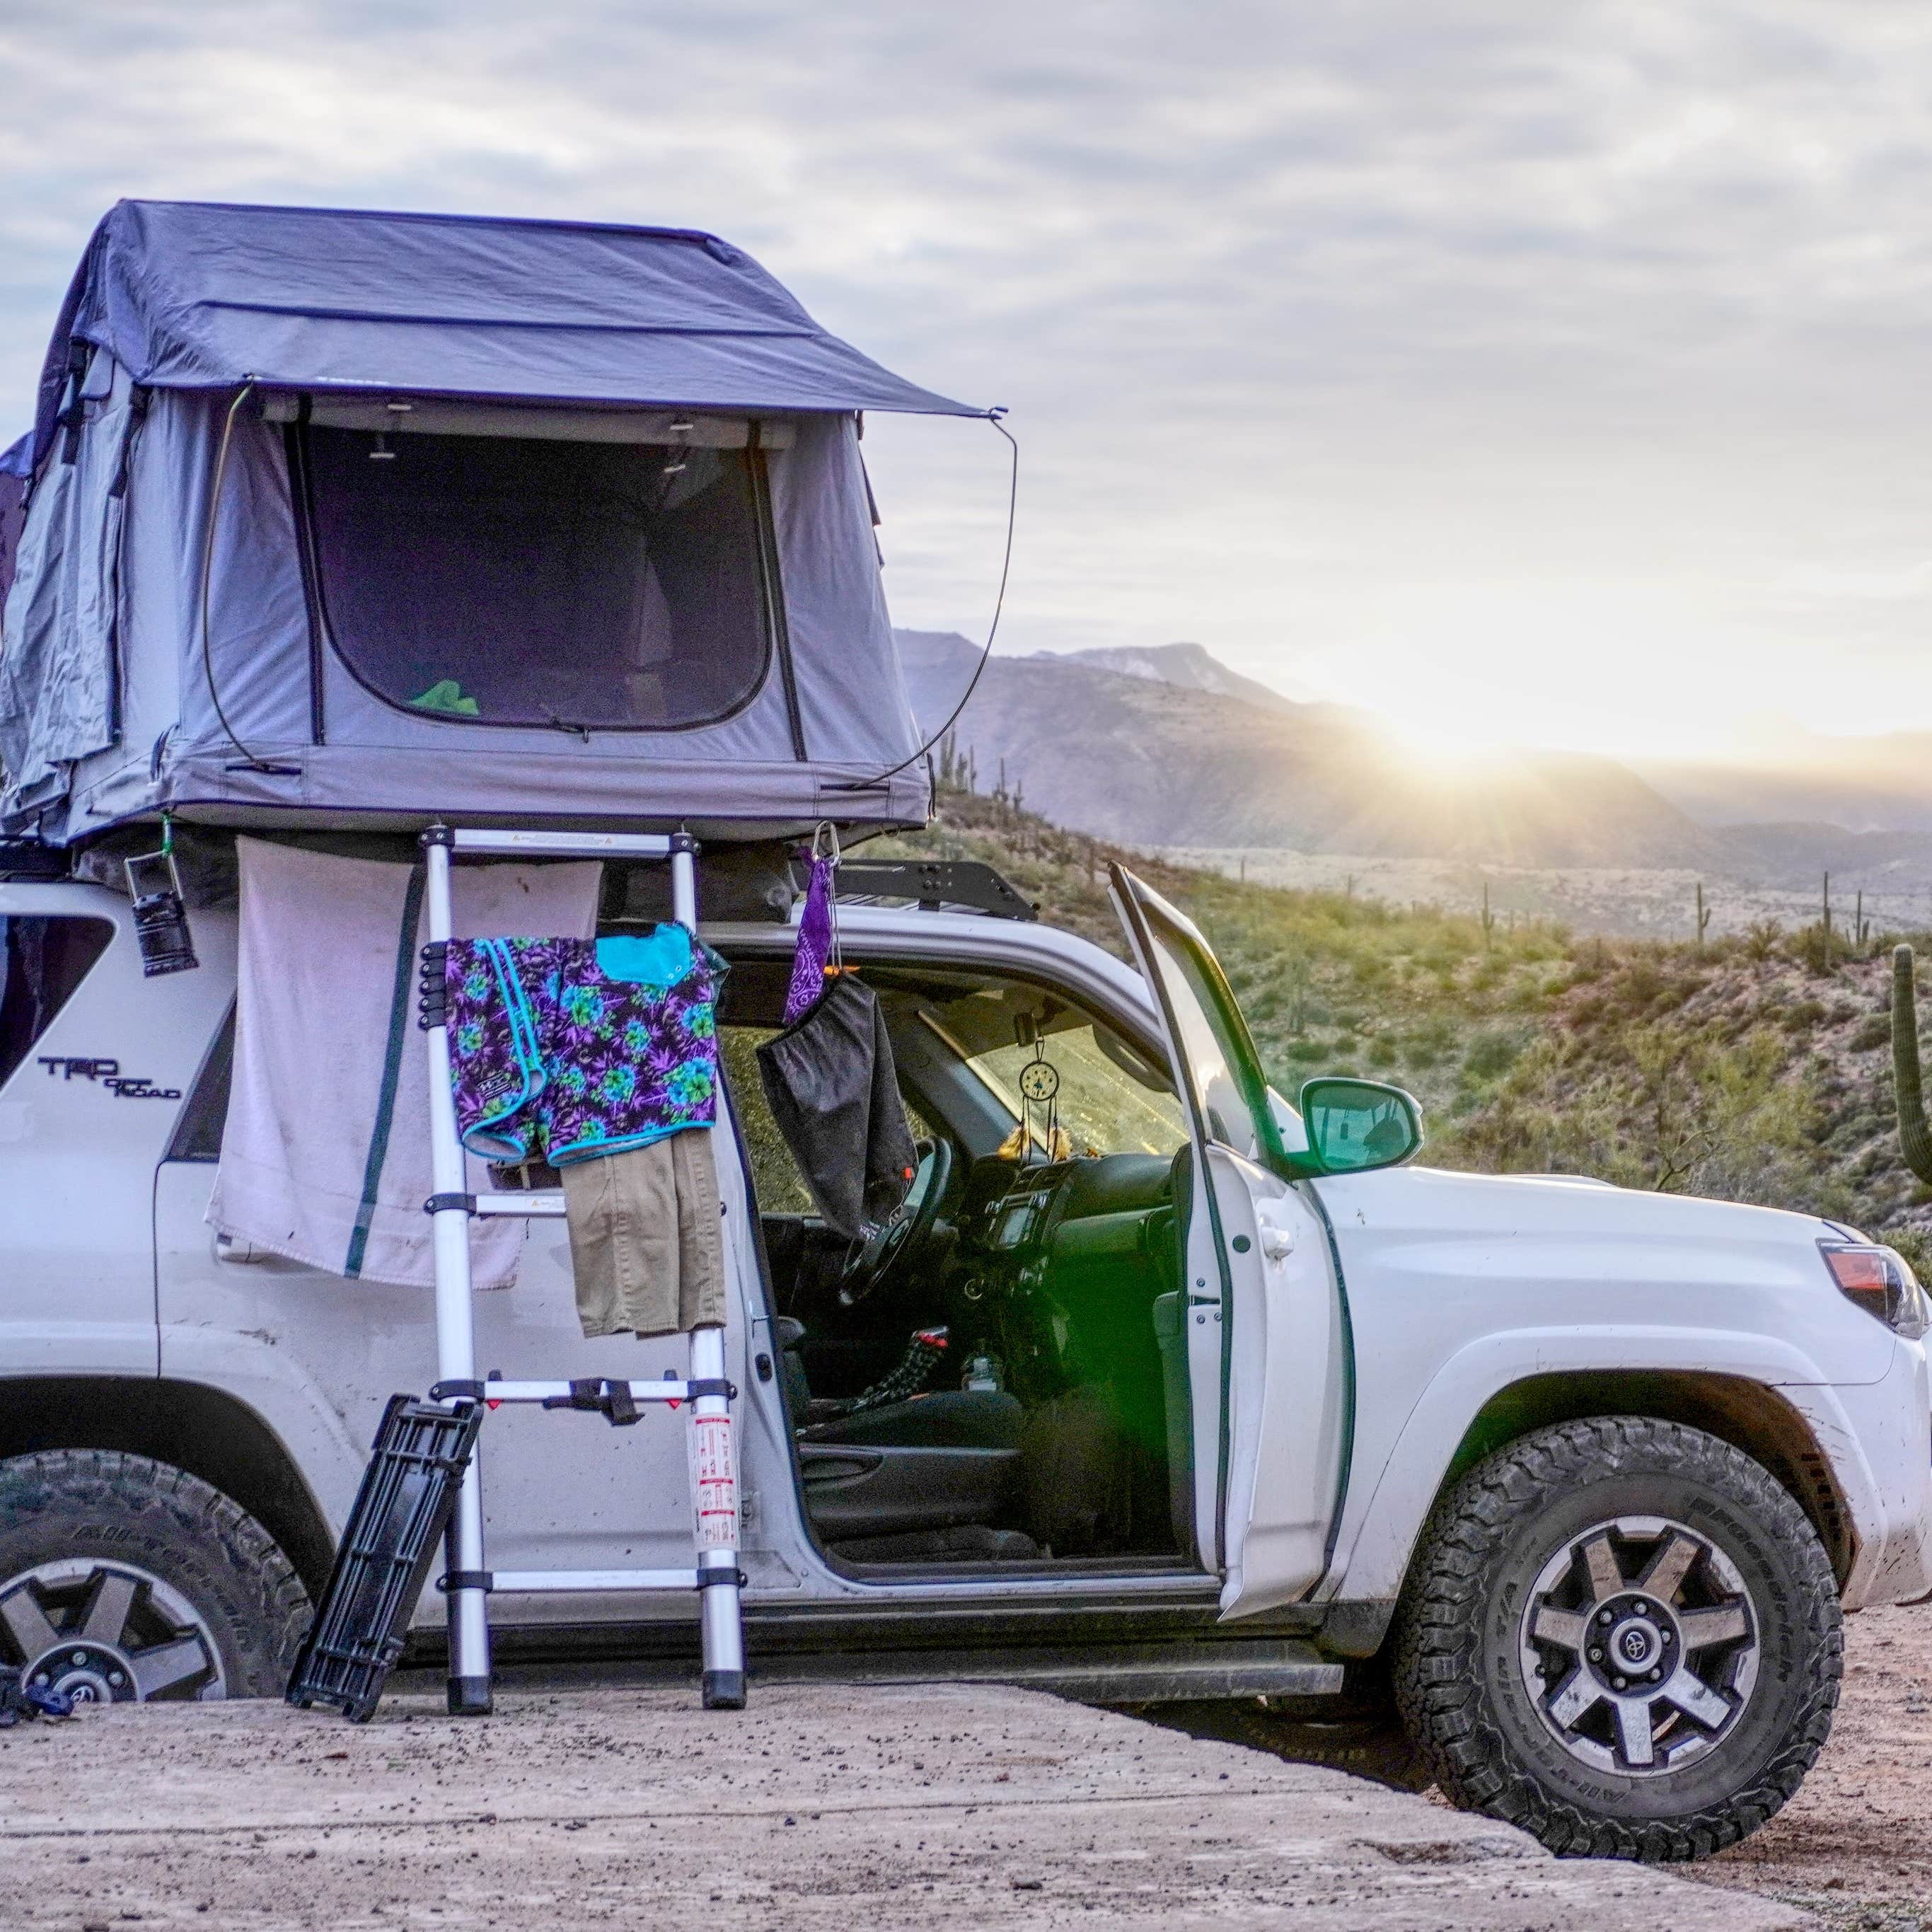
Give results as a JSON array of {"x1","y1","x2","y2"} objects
[{"x1": 943, "y1": 1012, "x2": 1187, "y2": 1159}]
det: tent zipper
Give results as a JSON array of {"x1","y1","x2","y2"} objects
[
  {"x1": 284, "y1": 400, "x2": 329, "y2": 744},
  {"x1": 104, "y1": 386, "x2": 149, "y2": 744},
  {"x1": 748, "y1": 422, "x2": 805, "y2": 761}
]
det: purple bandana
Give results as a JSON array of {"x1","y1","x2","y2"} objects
[{"x1": 784, "y1": 856, "x2": 836, "y2": 1025}]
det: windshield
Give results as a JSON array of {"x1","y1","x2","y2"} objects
[
  {"x1": 1123, "y1": 887, "x2": 1282, "y2": 1167},
  {"x1": 930, "y1": 1008, "x2": 1188, "y2": 1159}
]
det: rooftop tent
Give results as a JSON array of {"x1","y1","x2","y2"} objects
[
  {"x1": 0, "y1": 200, "x2": 988, "y2": 845},
  {"x1": 0, "y1": 434, "x2": 28, "y2": 640}
]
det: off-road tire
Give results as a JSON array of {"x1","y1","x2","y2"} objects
[
  {"x1": 1392, "y1": 1416, "x2": 1841, "y2": 1861},
  {"x1": 0, "y1": 1450, "x2": 310, "y2": 1699}
]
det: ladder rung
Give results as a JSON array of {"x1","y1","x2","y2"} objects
[
  {"x1": 475, "y1": 1379, "x2": 695, "y2": 1405},
  {"x1": 490, "y1": 1569, "x2": 702, "y2": 1593},
  {"x1": 474, "y1": 1190, "x2": 565, "y2": 1217},
  {"x1": 451, "y1": 828, "x2": 680, "y2": 857}
]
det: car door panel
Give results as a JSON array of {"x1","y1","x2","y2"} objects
[
  {"x1": 1109, "y1": 869, "x2": 1352, "y2": 1619},
  {"x1": 1208, "y1": 1145, "x2": 1347, "y2": 1614}
]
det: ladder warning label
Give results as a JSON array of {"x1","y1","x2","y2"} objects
[{"x1": 690, "y1": 1413, "x2": 739, "y2": 1549}]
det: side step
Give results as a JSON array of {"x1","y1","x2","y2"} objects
[
  {"x1": 751, "y1": 1638, "x2": 1343, "y2": 1703},
  {"x1": 487, "y1": 1637, "x2": 1343, "y2": 1705}
]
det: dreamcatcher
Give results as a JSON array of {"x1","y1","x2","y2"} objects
[{"x1": 997, "y1": 1038, "x2": 1073, "y2": 1164}]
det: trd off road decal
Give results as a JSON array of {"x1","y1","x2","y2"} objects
[{"x1": 36, "y1": 1057, "x2": 181, "y2": 1100}]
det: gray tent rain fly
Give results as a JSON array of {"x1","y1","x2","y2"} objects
[{"x1": 0, "y1": 201, "x2": 990, "y2": 845}]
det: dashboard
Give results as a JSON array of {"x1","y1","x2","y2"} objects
[{"x1": 940, "y1": 1150, "x2": 1179, "y2": 1402}]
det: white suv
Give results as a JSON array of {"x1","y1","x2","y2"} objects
[{"x1": 1, "y1": 852, "x2": 1926, "y2": 1863}]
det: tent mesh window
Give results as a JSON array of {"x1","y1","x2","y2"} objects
[{"x1": 294, "y1": 427, "x2": 774, "y2": 731}]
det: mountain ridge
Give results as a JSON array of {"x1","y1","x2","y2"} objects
[
  {"x1": 898, "y1": 630, "x2": 1722, "y2": 867},
  {"x1": 1027, "y1": 642, "x2": 1312, "y2": 712},
  {"x1": 895, "y1": 630, "x2": 1932, "y2": 880}
]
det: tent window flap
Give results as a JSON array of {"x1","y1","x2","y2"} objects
[{"x1": 294, "y1": 423, "x2": 775, "y2": 733}]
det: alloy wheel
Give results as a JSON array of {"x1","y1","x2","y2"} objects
[
  {"x1": 0, "y1": 1558, "x2": 227, "y2": 1703},
  {"x1": 1517, "y1": 1513, "x2": 1759, "y2": 1776}
]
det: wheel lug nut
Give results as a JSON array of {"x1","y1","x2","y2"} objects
[
  {"x1": 1613, "y1": 1677, "x2": 1627, "y2": 1691},
  {"x1": 1660, "y1": 1631, "x2": 1672, "y2": 1645},
  {"x1": 69, "y1": 1650, "x2": 86, "y2": 1666},
  {"x1": 1589, "y1": 1648, "x2": 1604, "y2": 1662},
  {"x1": 1598, "y1": 1609, "x2": 1614, "y2": 1625},
  {"x1": 1649, "y1": 1669, "x2": 1662, "y2": 1683},
  {"x1": 108, "y1": 1672, "x2": 124, "y2": 1688}
]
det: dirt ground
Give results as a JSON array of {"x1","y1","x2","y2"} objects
[
  {"x1": 1696, "y1": 1599, "x2": 1932, "y2": 1930},
  {"x1": 6, "y1": 1600, "x2": 1931, "y2": 1930},
  {"x1": 0, "y1": 1677, "x2": 1804, "y2": 1932}
]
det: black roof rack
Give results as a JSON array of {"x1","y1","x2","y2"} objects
[
  {"x1": 829, "y1": 858, "x2": 1036, "y2": 921},
  {"x1": 0, "y1": 840, "x2": 72, "y2": 882}
]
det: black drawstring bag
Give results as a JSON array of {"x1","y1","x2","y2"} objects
[{"x1": 756, "y1": 973, "x2": 915, "y2": 1240}]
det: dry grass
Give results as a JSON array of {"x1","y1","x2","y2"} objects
[{"x1": 879, "y1": 788, "x2": 1932, "y2": 1261}]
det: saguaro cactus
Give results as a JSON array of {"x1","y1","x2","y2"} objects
[{"x1": 1892, "y1": 944, "x2": 1932, "y2": 1185}]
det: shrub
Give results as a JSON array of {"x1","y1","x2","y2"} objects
[
  {"x1": 1886, "y1": 1226, "x2": 1932, "y2": 1282},
  {"x1": 1463, "y1": 1027, "x2": 1526, "y2": 1082},
  {"x1": 1441, "y1": 1023, "x2": 1825, "y2": 1210},
  {"x1": 1791, "y1": 922, "x2": 1837, "y2": 976}
]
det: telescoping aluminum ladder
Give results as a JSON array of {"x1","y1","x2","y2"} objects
[{"x1": 417, "y1": 825, "x2": 746, "y2": 1715}]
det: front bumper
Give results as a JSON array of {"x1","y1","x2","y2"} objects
[{"x1": 1806, "y1": 1336, "x2": 1932, "y2": 1609}]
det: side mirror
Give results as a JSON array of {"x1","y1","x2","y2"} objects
[{"x1": 1297, "y1": 1077, "x2": 1423, "y2": 1174}]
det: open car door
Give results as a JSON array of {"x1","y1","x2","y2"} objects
[{"x1": 1109, "y1": 868, "x2": 1352, "y2": 1619}]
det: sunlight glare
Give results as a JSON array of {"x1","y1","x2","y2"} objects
[{"x1": 1299, "y1": 584, "x2": 1759, "y2": 763}]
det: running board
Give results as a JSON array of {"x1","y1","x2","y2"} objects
[
  {"x1": 752, "y1": 1638, "x2": 1343, "y2": 1703},
  {"x1": 486, "y1": 1637, "x2": 1343, "y2": 1704}
]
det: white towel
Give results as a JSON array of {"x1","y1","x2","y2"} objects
[{"x1": 208, "y1": 837, "x2": 601, "y2": 1288}]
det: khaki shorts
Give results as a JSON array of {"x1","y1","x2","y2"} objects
[{"x1": 559, "y1": 1129, "x2": 727, "y2": 1340}]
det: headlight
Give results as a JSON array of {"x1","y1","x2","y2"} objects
[{"x1": 1819, "y1": 1241, "x2": 1931, "y2": 1341}]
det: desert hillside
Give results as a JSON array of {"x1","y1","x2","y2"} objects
[{"x1": 874, "y1": 782, "x2": 1932, "y2": 1276}]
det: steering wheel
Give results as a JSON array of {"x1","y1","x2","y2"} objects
[{"x1": 838, "y1": 1137, "x2": 953, "y2": 1308}]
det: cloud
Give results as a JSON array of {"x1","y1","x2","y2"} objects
[{"x1": 4, "y1": 1, "x2": 1932, "y2": 744}]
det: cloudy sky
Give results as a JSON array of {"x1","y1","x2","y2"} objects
[{"x1": 6, "y1": 1, "x2": 1932, "y2": 758}]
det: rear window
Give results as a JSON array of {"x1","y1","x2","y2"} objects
[
  {"x1": 296, "y1": 426, "x2": 774, "y2": 731},
  {"x1": 0, "y1": 914, "x2": 113, "y2": 1088}
]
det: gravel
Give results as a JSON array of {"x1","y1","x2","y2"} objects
[
  {"x1": 0, "y1": 1675, "x2": 1807, "y2": 1929},
  {"x1": 1696, "y1": 1600, "x2": 1932, "y2": 1929}
]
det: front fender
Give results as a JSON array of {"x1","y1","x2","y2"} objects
[
  {"x1": 158, "y1": 1323, "x2": 371, "y2": 1539},
  {"x1": 1318, "y1": 1324, "x2": 1868, "y2": 1606}
]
